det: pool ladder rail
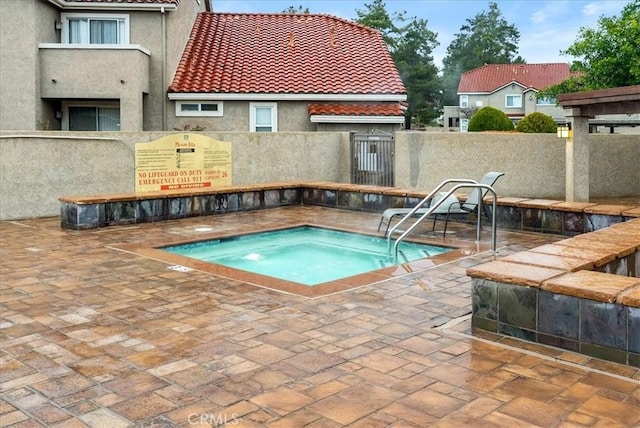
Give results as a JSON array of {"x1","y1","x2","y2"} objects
[{"x1": 386, "y1": 179, "x2": 498, "y2": 260}]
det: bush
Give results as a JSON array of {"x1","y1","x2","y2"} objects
[
  {"x1": 515, "y1": 112, "x2": 558, "y2": 133},
  {"x1": 468, "y1": 106, "x2": 514, "y2": 132}
]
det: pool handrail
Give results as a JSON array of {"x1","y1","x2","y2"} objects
[
  {"x1": 387, "y1": 180, "x2": 498, "y2": 259},
  {"x1": 386, "y1": 178, "x2": 477, "y2": 240}
]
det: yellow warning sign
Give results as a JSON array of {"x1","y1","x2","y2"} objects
[{"x1": 135, "y1": 133, "x2": 232, "y2": 192}]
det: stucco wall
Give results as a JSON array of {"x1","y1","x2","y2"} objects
[
  {"x1": 0, "y1": 131, "x2": 637, "y2": 220},
  {"x1": 169, "y1": 101, "x2": 388, "y2": 133},
  {"x1": 394, "y1": 132, "x2": 639, "y2": 199},
  {"x1": 165, "y1": 2, "x2": 207, "y2": 79},
  {"x1": 394, "y1": 132, "x2": 566, "y2": 198},
  {"x1": 0, "y1": 131, "x2": 350, "y2": 220},
  {"x1": 0, "y1": 1, "x2": 38, "y2": 130},
  {"x1": 39, "y1": 47, "x2": 150, "y2": 94},
  {"x1": 589, "y1": 136, "x2": 640, "y2": 197},
  {"x1": 169, "y1": 101, "x2": 404, "y2": 134},
  {"x1": 139, "y1": 2, "x2": 205, "y2": 131}
]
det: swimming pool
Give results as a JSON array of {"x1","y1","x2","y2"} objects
[{"x1": 162, "y1": 226, "x2": 451, "y2": 286}]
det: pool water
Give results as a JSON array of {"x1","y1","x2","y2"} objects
[{"x1": 162, "y1": 226, "x2": 450, "y2": 286}]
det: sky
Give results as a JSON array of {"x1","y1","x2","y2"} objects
[{"x1": 210, "y1": 0, "x2": 628, "y2": 69}]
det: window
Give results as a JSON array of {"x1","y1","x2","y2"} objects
[
  {"x1": 63, "y1": 14, "x2": 128, "y2": 44},
  {"x1": 176, "y1": 101, "x2": 223, "y2": 117},
  {"x1": 536, "y1": 96, "x2": 556, "y2": 105},
  {"x1": 68, "y1": 107, "x2": 120, "y2": 131},
  {"x1": 505, "y1": 94, "x2": 522, "y2": 108},
  {"x1": 459, "y1": 95, "x2": 468, "y2": 108},
  {"x1": 250, "y1": 102, "x2": 277, "y2": 132}
]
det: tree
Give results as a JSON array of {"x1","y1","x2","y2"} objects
[
  {"x1": 442, "y1": 2, "x2": 524, "y2": 106},
  {"x1": 355, "y1": 0, "x2": 403, "y2": 52},
  {"x1": 282, "y1": 5, "x2": 310, "y2": 13},
  {"x1": 355, "y1": 0, "x2": 442, "y2": 125},
  {"x1": 468, "y1": 106, "x2": 514, "y2": 132},
  {"x1": 539, "y1": 0, "x2": 639, "y2": 97},
  {"x1": 515, "y1": 112, "x2": 557, "y2": 133}
]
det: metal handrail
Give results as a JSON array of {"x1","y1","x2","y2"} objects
[
  {"x1": 386, "y1": 178, "x2": 477, "y2": 243},
  {"x1": 386, "y1": 178, "x2": 478, "y2": 238},
  {"x1": 387, "y1": 181, "x2": 498, "y2": 259}
]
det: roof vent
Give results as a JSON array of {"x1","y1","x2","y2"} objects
[
  {"x1": 289, "y1": 31, "x2": 295, "y2": 47},
  {"x1": 329, "y1": 28, "x2": 335, "y2": 48}
]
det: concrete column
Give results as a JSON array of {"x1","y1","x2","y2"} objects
[
  {"x1": 564, "y1": 109, "x2": 590, "y2": 202},
  {"x1": 119, "y1": 90, "x2": 144, "y2": 131}
]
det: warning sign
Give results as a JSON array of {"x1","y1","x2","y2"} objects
[{"x1": 135, "y1": 133, "x2": 232, "y2": 192}]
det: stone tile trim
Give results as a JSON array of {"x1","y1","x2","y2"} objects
[
  {"x1": 471, "y1": 278, "x2": 640, "y2": 366},
  {"x1": 467, "y1": 218, "x2": 640, "y2": 367},
  {"x1": 624, "y1": 206, "x2": 640, "y2": 217},
  {"x1": 465, "y1": 260, "x2": 567, "y2": 288},
  {"x1": 467, "y1": 218, "x2": 640, "y2": 307},
  {"x1": 516, "y1": 199, "x2": 566, "y2": 209},
  {"x1": 542, "y1": 270, "x2": 640, "y2": 303},
  {"x1": 58, "y1": 181, "x2": 308, "y2": 204},
  {"x1": 584, "y1": 204, "x2": 637, "y2": 216},
  {"x1": 58, "y1": 181, "x2": 640, "y2": 231}
]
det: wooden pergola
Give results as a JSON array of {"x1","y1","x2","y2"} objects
[{"x1": 557, "y1": 84, "x2": 640, "y2": 202}]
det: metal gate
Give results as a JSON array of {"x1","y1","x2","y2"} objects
[{"x1": 350, "y1": 131, "x2": 395, "y2": 186}]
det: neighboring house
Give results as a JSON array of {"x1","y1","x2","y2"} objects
[
  {"x1": 167, "y1": 12, "x2": 407, "y2": 132},
  {"x1": 0, "y1": 0, "x2": 208, "y2": 131},
  {"x1": 443, "y1": 63, "x2": 570, "y2": 131}
]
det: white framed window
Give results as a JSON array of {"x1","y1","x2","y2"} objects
[
  {"x1": 505, "y1": 94, "x2": 522, "y2": 108},
  {"x1": 250, "y1": 102, "x2": 277, "y2": 132},
  {"x1": 67, "y1": 105, "x2": 120, "y2": 131},
  {"x1": 459, "y1": 95, "x2": 468, "y2": 108},
  {"x1": 62, "y1": 13, "x2": 129, "y2": 45},
  {"x1": 536, "y1": 96, "x2": 556, "y2": 105},
  {"x1": 176, "y1": 101, "x2": 223, "y2": 117}
]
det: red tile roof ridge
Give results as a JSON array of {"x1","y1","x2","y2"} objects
[
  {"x1": 211, "y1": 11, "x2": 379, "y2": 33},
  {"x1": 458, "y1": 63, "x2": 571, "y2": 93},
  {"x1": 308, "y1": 103, "x2": 404, "y2": 116},
  {"x1": 460, "y1": 62, "x2": 570, "y2": 75}
]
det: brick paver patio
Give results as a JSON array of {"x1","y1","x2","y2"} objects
[{"x1": 1, "y1": 207, "x2": 638, "y2": 427}]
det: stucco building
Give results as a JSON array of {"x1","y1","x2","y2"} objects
[
  {"x1": 0, "y1": 0, "x2": 208, "y2": 131},
  {"x1": 0, "y1": 1, "x2": 407, "y2": 132}
]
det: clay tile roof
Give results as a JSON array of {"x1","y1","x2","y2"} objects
[
  {"x1": 169, "y1": 12, "x2": 406, "y2": 95},
  {"x1": 308, "y1": 103, "x2": 404, "y2": 116},
  {"x1": 57, "y1": 0, "x2": 180, "y2": 3},
  {"x1": 458, "y1": 63, "x2": 571, "y2": 93}
]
